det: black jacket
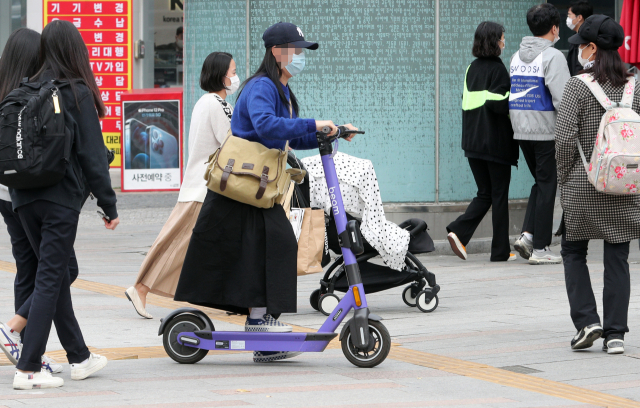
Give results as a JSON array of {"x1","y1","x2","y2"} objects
[
  {"x1": 566, "y1": 43, "x2": 583, "y2": 77},
  {"x1": 10, "y1": 72, "x2": 118, "y2": 219},
  {"x1": 461, "y1": 56, "x2": 517, "y2": 166}
]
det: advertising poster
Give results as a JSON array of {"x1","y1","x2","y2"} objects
[
  {"x1": 44, "y1": 0, "x2": 133, "y2": 168},
  {"x1": 122, "y1": 100, "x2": 181, "y2": 191}
]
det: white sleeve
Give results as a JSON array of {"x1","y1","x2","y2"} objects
[{"x1": 210, "y1": 101, "x2": 232, "y2": 146}]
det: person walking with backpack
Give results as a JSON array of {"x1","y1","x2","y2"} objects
[
  {"x1": 0, "y1": 27, "x2": 66, "y2": 375},
  {"x1": 125, "y1": 52, "x2": 238, "y2": 318},
  {"x1": 0, "y1": 20, "x2": 119, "y2": 389},
  {"x1": 446, "y1": 21, "x2": 518, "y2": 262},
  {"x1": 556, "y1": 15, "x2": 640, "y2": 355},
  {"x1": 510, "y1": 3, "x2": 570, "y2": 265}
]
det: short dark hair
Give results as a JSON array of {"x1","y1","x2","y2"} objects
[
  {"x1": 569, "y1": 0, "x2": 593, "y2": 19},
  {"x1": 472, "y1": 21, "x2": 504, "y2": 58},
  {"x1": 200, "y1": 52, "x2": 233, "y2": 93},
  {"x1": 527, "y1": 3, "x2": 560, "y2": 36},
  {"x1": 176, "y1": 26, "x2": 183, "y2": 36}
]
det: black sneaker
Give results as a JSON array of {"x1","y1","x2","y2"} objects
[
  {"x1": 571, "y1": 323, "x2": 603, "y2": 350},
  {"x1": 602, "y1": 336, "x2": 625, "y2": 354}
]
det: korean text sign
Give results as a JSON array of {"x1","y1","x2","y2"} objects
[{"x1": 44, "y1": 0, "x2": 133, "y2": 167}]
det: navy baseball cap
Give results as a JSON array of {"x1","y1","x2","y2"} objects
[
  {"x1": 262, "y1": 22, "x2": 318, "y2": 50},
  {"x1": 568, "y1": 14, "x2": 624, "y2": 50}
]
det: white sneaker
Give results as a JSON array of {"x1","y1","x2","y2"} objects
[
  {"x1": 514, "y1": 233, "x2": 534, "y2": 260},
  {"x1": 13, "y1": 370, "x2": 63, "y2": 390},
  {"x1": 70, "y1": 353, "x2": 107, "y2": 380},
  {"x1": 508, "y1": 253, "x2": 517, "y2": 261},
  {"x1": 0, "y1": 322, "x2": 22, "y2": 365},
  {"x1": 125, "y1": 287, "x2": 152, "y2": 319},
  {"x1": 529, "y1": 247, "x2": 562, "y2": 265},
  {"x1": 245, "y1": 314, "x2": 292, "y2": 333},
  {"x1": 41, "y1": 355, "x2": 63, "y2": 374}
]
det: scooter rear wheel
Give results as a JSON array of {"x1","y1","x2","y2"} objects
[
  {"x1": 341, "y1": 319, "x2": 390, "y2": 368},
  {"x1": 163, "y1": 314, "x2": 209, "y2": 364}
]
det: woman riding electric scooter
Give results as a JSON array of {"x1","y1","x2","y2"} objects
[{"x1": 173, "y1": 22, "x2": 358, "y2": 363}]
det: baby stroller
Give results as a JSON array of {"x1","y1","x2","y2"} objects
[{"x1": 287, "y1": 153, "x2": 441, "y2": 315}]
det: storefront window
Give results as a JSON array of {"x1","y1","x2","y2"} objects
[{"x1": 153, "y1": 0, "x2": 183, "y2": 87}]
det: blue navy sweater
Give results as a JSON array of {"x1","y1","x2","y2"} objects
[{"x1": 231, "y1": 76, "x2": 318, "y2": 150}]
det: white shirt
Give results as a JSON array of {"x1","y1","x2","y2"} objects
[{"x1": 178, "y1": 93, "x2": 232, "y2": 203}]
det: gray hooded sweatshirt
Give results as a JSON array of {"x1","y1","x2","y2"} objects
[{"x1": 508, "y1": 36, "x2": 570, "y2": 141}]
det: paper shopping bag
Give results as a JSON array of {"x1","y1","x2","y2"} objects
[{"x1": 297, "y1": 208, "x2": 325, "y2": 275}]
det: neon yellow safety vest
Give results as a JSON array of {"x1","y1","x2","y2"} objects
[{"x1": 461, "y1": 65, "x2": 510, "y2": 111}]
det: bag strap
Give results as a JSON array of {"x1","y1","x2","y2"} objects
[
  {"x1": 576, "y1": 74, "x2": 614, "y2": 110},
  {"x1": 576, "y1": 138, "x2": 589, "y2": 169},
  {"x1": 576, "y1": 74, "x2": 635, "y2": 110},
  {"x1": 213, "y1": 94, "x2": 233, "y2": 122},
  {"x1": 288, "y1": 99, "x2": 293, "y2": 119},
  {"x1": 621, "y1": 77, "x2": 636, "y2": 107}
]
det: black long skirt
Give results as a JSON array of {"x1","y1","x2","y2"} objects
[{"x1": 174, "y1": 190, "x2": 298, "y2": 315}]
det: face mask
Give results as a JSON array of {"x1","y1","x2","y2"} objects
[
  {"x1": 225, "y1": 75, "x2": 240, "y2": 95},
  {"x1": 176, "y1": 39, "x2": 183, "y2": 48},
  {"x1": 284, "y1": 51, "x2": 306, "y2": 77},
  {"x1": 499, "y1": 39, "x2": 505, "y2": 55},
  {"x1": 552, "y1": 34, "x2": 560, "y2": 45},
  {"x1": 578, "y1": 45, "x2": 594, "y2": 68},
  {"x1": 566, "y1": 16, "x2": 576, "y2": 30}
]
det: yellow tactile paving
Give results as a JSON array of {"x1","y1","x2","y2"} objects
[{"x1": 1, "y1": 260, "x2": 639, "y2": 407}]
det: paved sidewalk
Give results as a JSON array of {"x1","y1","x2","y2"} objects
[{"x1": 0, "y1": 192, "x2": 638, "y2": 407}]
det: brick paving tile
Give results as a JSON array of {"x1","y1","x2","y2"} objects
[
  {"x1": 0, "y1": 391, "x2": 116, "y2": 400},
  {"x1": 116, "y1": 370, "x2": 320, "y2": 382},
  {"x1": 83, "y1": 401, "x2": 252, "y2": 408},
  {"x1": 590, "y1": 380, "x2": 640, "y2": 392},
  {"x1": 304, "y1": 398, "x2": 516, "y2": 408},
  {"x1": 212, "y1": 381, "x2": 401, "y2": 395}
]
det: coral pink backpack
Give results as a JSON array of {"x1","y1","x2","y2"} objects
[{"x1": 575, "y1": 74, "x2": 640, "y2": 195}]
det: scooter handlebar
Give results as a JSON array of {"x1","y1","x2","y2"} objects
[{"x1": 319, "y1": 125, "x2": 365, "y2": 140}]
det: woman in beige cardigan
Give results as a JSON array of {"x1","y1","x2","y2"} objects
[{"x1": 125, "y1": 52, "x2": 238, "y2": 318}]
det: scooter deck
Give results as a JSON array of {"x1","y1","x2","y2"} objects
[{"x1": 177, "y1": 331, "x2": 338, "y2": 353}]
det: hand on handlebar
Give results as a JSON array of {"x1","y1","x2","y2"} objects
[
  {"x1": 315, "y1": 120, "x2": 338, "y2": 136},
  {"x1": 340, "y1": 124, "x2": 359, "y2": 141}
]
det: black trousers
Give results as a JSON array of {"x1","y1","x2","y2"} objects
[
  {"x1": 15, "y1": 200, "x2": 89, "y2": 372},
  {"x1": 0, "y1": 201, "x2": 78, "y2": 321},
  {"x1": 561, "y1": 235, "x2": 630, "y2": 339},
  {"x1": 447, "y1": 158, "x2": 512, "y2": 261},
  {"x1": 519, "y1": 140, "x2": 557, "y2": 249}
]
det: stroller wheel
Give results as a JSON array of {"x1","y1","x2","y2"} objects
[
  {"x1": 402, "y1": 284, "x2": 419, "y2": 307},
  {"x1": 318, "y1": 293, "x2": 341, "y2": 316},
  {"x1": 309, "y1": 289, "x2": 321, "y2": 311},
  {"x1": 416, "y1": 290, "x2": 439, "y2": 313}
]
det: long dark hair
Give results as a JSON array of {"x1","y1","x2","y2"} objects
[
  {"x1": 0, "y1": 28, "x2": 42, "y2": 101},
  {"x1": 472, "y1": 22, "x2": 504, "y2": 58},
  {"x1": 34, "y1": 20, "x2": 105, "y2": 118},
  {"x1": 237, "y1": 47, "x2": 300, "y2": 116},
  {"x1": 582, "y1": 48, "x2": 633, "y2": 87}
]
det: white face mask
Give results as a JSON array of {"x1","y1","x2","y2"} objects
[
  {"x1": 566, "y1": 16, "x2": 576, "y2": 30},
  {"x1": 176, "y1": 39, "x2": 183, "y2": 48},
  {"x1": 578, "y1": 45, "x2": 595, "y2": 68},
  {"x1": 499, "y1": 39, "x2": 505, "y2": 55},
  {"x1": 225, "y1": 75, "x2": 240, "y2": 96}
]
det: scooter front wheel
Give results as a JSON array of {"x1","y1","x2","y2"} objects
[
  {"x1": 163, "y1": 314, "x2": 209, "y2": 364},
  {"x1": 341, "y1": 319, "x2": 391, "y2": 368}
]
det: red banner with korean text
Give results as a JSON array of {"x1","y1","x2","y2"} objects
[
  {"x1": 619, "y1": 0, "x2": 640, "y2": 68},
  {"x1": 43, "y1": 0, "x2": 133, "y2": 167}
]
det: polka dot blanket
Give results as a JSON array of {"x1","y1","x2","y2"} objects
[{"x1": 301, "y1": 152, "x2": 410, "y2": 271}]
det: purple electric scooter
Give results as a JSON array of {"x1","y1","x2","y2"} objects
[{"x1": 158, "y1": 126, "x2": 391, "y2": 368}]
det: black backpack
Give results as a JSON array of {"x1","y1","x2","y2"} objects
[{"x1": 0, "y1": 80, "x2": 73, "y2": 189}]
